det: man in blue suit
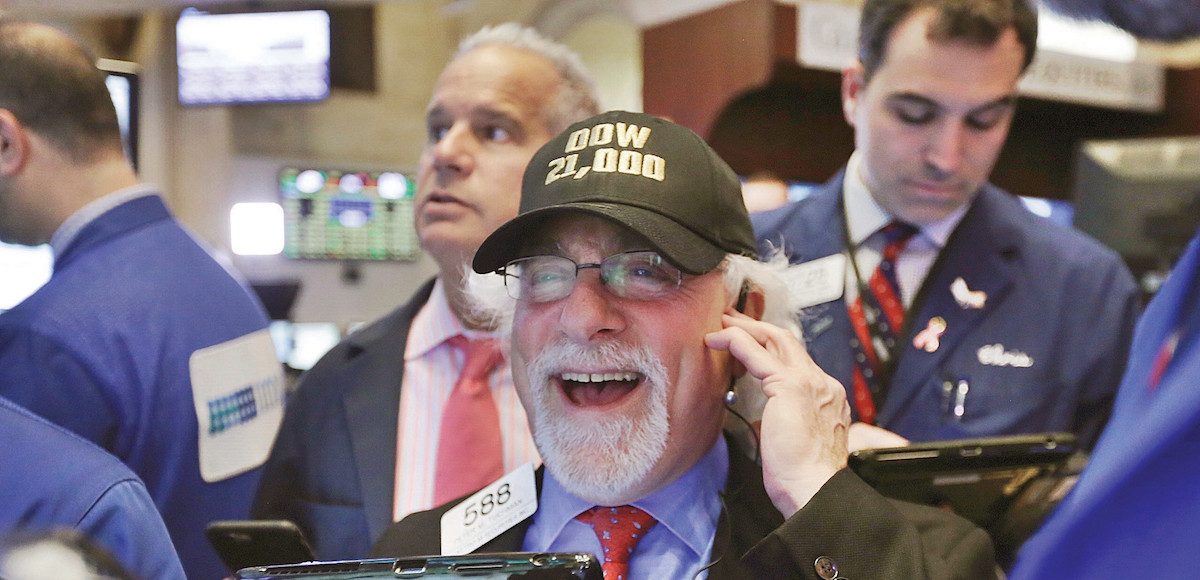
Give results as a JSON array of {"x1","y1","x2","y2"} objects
[
  {"x1": 1012, "y1": 229, "x2": 1200, "y2": 577},
  {"x1": 0, "y1": 396, "x2": 185, "y2": 579},
  {"x1": 0, "y1": 19, "x2": 283, "y2": 579},
  {"x1": 754, "y1": 0, "x2": 1139, "y2": 450}
]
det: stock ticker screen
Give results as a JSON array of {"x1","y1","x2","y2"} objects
[{"x1": 280, "y1": 167, "x2": 420, "y2": 261}]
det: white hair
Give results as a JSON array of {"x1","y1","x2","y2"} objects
[{"x1": 455, "y1": 22, "x2": 601, "y2": 133}]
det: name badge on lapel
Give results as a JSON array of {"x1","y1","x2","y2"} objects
[
  {"x1": 785, "y1": 253, "x2": 847, "y2": 309},
  {"x1": 441, "y1": 463, "x2": 538, "y2": 555}
]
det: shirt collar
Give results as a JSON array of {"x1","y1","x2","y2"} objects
[
  {"x1": 843, "y1": 152, "x2": 970, "y2": 249},
  {"x1": 49, "y1": 184, "x2": 157, "y2": 259},
  {"x1": 405, "y1": 279, "x2": 496, "y2": 360},
  {"x1": 532, "y1": 435, "x2": 729, "y2": 560}
]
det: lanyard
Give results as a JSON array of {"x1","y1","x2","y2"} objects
[{"x1": 841, "y1": 206, "x2": 908, "y2": 382}]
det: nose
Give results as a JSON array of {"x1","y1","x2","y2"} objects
[
  {"x1": 429, "y1": 122, "x2": 476, "y2": 180},
  {"x1": 557, "y1": 270, "x2": 625, "y2": 343},
  {"x1": 924, "y1": 120, "x2": 965, "y2": 178}
]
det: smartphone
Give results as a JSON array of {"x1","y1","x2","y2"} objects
[
  {"x1": 235, "y1": 552, "x2": 602, "y2": 579},
  {"x1": 206, "y1": 520, "x2": 316, "y2": 573}
]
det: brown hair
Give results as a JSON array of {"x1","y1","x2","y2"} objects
[
  {"x1": 858, "y1": 0, "x2": 1038, "y2": 82},
  {"x1": 0, "y1": 18, "x2": 122, "y2": 162}
]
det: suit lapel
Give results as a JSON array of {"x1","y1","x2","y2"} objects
[
  {"x1": 706, "y1": 436, "x2": 785, "y2": 578},
  {"x1": 879, "y1": 189, "x2": 1019, "y2": 424},
  {"x1": 346, "y1": 280, "x2": 436, "y2": 543}
]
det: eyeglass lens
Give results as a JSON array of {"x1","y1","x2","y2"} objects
[{"x1": 503, "y1": 251, "x2": 682, "y2": 302}]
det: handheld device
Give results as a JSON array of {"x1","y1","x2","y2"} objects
[
  {"x1": 206, "y1": 520, "x2": 316, "y2": 573},
  {"x1": 234, "y1": 552, "x2": 602, "y2": 579},
  {"x1": 848, "y1": 432, "x2": 1078, "y2": 527}
]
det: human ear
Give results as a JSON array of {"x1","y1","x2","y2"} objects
[
  {"x1": 0, "y1": 110, "x2": 30, "y2": 176},
  {"x1": 840, "y1": 61, "x2": 866, "y2": 128},
  {"x1": 741, "y1": 287, "x2": 765, "y2": 322}
]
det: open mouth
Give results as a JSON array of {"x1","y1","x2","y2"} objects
[{"x1": 558, "y1": 371, "x2": 643, "y2": 407}]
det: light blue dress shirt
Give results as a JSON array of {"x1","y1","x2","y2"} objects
[{"x1": 522, "y1": 437, "x2": 729, "y2": 579}]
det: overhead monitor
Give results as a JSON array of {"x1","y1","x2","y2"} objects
[
  {"x1": 1073, "y1": 137, "x2": 1200, "y2": 273},
  {"x1": 176, "y1": 8, "x2": 331, "y2": 106},
  {"x1": 98, "y1": 58, "x2": 139, "y2": 169},
  {"x1": 279, "y1": 167, "x2": 420, "y2": 261}
]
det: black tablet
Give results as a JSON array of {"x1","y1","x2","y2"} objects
[
  {"x1": 235, "y1": 552, "x2": 602, "y2": 579},
  {"x1": 848, "y1": 432, "x2": 1078, "y2": 528}
]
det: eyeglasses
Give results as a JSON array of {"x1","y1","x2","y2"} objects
[{"x1": 499, "y1": 251, "x2": 684, "y2": 303}]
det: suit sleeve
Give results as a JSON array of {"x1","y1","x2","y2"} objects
[
  {"x1": 0, "y1": 328, "x2": 118, "y2": 450},
  {"x1": 742, "y1": 469, "x2": 995, "y2": 579},
  {"x1": 78, "y1": 478, "x2": 187, "y2": 580}
]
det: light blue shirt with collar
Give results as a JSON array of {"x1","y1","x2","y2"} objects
[
  {"x1": 49, "y1": 184, "x2": 157, "y2": 262},
  {"x1": 843, "y1": 152, "x2": 967, "y2": 308},
  {"x1": 522, "y1": 436, "x2": 729, "y2": 579}
]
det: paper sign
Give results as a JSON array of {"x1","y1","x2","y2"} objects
[
  {"x1": 189, "y1": 328, "x2": 285, "y2": 482},
  {"x1": 441, "y1": 463, "x2": 538, "y2": 555}
]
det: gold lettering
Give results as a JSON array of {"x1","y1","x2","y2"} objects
[
  {"x1": 643, "y1": 155, "x2": 666, "y2": 181},
  {"x1": 616, "y1": 123, "x2": 651, "y2": 149},
  {"x1": 565, "y1": 129, "x2": 589, "y2": 153},
  {"x1": 588, "y1": 123, "x2": 614, "y2": 146}
]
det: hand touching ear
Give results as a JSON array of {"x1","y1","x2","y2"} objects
[{"x1": 705, "y1": 309, "x2": 851, "y2": 517}]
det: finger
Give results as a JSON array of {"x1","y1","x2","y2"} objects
[
  {"x1": 720, "y1": 314, "x2": 809, "y2": 363},
  {"x1": 705, "y1": 326, "x2": 788, "y2": 381}
]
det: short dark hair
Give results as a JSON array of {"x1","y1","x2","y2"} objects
[
  {"x1": 858, "y1": 0, "x2": 1038, "y2": 82},
  {"x1": 0, "y1": 18, "x2": 123, "y2": 162}
]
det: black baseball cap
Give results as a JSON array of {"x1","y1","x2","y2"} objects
[{"x1": 472, "y1": 110, "x2": 758, "y2": 275}]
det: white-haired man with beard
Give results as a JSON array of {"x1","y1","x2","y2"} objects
[{"x1": 371, "y1": 111, "x2": 994, "y2": 578}]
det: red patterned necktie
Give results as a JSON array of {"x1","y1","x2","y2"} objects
[
  {"x1": 576, "y1": 505, "x2": 658, "y2": 580},
  {"x1": 433, "y1": 335, "x2": 505, "y2": 505},
  {"x1": 848, "y1": 221, "x2": 919, "y2": 424}
]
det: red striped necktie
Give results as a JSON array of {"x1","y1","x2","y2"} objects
[{"x1": 848, "y1": 221, "x2": 919, "y2": 424}]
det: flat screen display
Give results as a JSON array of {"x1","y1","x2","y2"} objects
[
  {"x1": 176, "y1": 8, "x2": 331, "y2": 106},
  {"x1": 279, "y1": 167, "x2": 420, "y2": 261},
  {"x1": 99, "y1": 59, "x2": 138, "y2": 168}
]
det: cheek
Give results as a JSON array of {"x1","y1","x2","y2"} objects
[
  {"x1": 967, "y1": 130, "x2": 1009, "y2": 168},
  {"x1": 414, "y1": 152, "x2": 436, "y2": 198},
  {"x1": 512, "y1": 304, "x2": 554, "y2": 361}
]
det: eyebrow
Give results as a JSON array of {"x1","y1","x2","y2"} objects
[{"x1": 886, "y1": 92, "x2": 1017, "y2": 116}]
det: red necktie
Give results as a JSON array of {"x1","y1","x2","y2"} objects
[
  {"x1": 849, "y1": 221, "x2": 918, "y2": 424},
  {"x1": 433, "y1": 335, "x2": 505, "y2": 505},
  {"x1": 576, "y1": 506, "x2": 658, "y2": 580}
]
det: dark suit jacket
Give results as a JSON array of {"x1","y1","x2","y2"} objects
[
  {"x1": 371, "y1": 443, "x2": 995, "y2": 579},
  {"x1": 753, "y1": 172, "x2": 1140, "y2": 448},
  {"x1": 252, "y1": 279, "x2": 436, "y2": 559}
]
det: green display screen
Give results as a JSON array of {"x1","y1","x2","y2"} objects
[{"x1": 280, "y1": 167, "x2": 420, "y2": 261}]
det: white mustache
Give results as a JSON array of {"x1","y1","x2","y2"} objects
[{"x1": 526, "y1": 341, "x2": 666, "y2": 394}]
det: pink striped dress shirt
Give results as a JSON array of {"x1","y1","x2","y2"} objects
[{"x1": 392, "y1": 281, "x2": 540, "y2": 521}]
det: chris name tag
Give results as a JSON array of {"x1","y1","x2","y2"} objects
[
  {"x1": 783, "y1": 253, "x2": 846, "y2": 309},
  {"x1": 441, "y1": 463, "x2": 538, "y2": 555}
]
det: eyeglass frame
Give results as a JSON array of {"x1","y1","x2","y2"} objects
[{"x1": 496, "y1": 250, "x2": 686, "y2": 303}]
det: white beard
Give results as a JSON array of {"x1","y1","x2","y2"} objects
[{"x1": 524, "y1": 341, "x2": 669, "y2": 505}]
